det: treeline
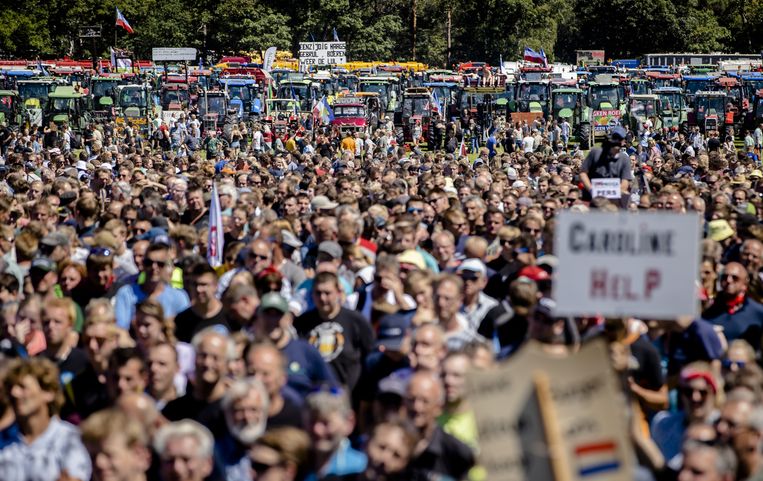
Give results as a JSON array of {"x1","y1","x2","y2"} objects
[{"x1": 1, "y1": 0, "x2": 759, "y2": 65}]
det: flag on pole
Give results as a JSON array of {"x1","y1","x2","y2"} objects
[
  {"x1": 116, "y1": 8, "x2": 134, "y2": 34},
  {"x1": 432, "y1": 89, "x2": 441, "y2": 114},
  {"x1": 207, "y1": 182, "x2": 224, "y2": 268},
  {"x1": 36, "y1": 60, "x2": 49, "y2": 77},
  {"x1": 540, "y1": 48, "x2": 549, "y2": 68},
  {"x1": 523, "y1": 47, "x2": 545, "y2": 65},
  {"x1": 333, "y1": 28, "x2": 340, "y2": 42},
  {"x1": 499, "y1": 54, "x2": 507, "y2": 75},
  {"x1": 459, "y1": 136, "x2": 468, "y2": 157}
]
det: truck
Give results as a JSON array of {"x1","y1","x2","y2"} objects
[{"x1": 330, "y1": 97, "x2": 367, "y2": 134}]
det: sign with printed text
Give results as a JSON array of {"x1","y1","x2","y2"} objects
[
  {"x1": 554, "y1": 211, "x2": 700, "y2": 319},
  {"x1": 78, "y1": 26, "x2": 102, "y2": 38},
  {"x1": 152, "y1": 47, "x2": 197, "y2": 62},
  {"x1": 467, "y1": 339, "x2": 634, "y2": 481},
  {"x1": 592, "y1": 110, "x2": 622, "y2": 132},
  {"x1": 299, "y1": 42, "x2": 346, "y2": 70},
  {"x1": 591, "y1": 178, "x2": 621, "y2": 199}
]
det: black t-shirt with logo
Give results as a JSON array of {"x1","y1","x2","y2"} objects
[{"x1": 294, "y1": 307, "x2": 374, "y2": 392}]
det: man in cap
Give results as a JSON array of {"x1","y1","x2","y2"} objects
[
  {"x1": 39, "y1": 231, "x2": 70, "y2": 264},
  {"x1": 251, "y1": 292, "x2": 336, "y2": 399},
  {"x1": 457, "y1": 258, "x2": 511, "y2": 334},
  {"x1": 579, "y1": 125, "x2": 633, "y2": 203}
]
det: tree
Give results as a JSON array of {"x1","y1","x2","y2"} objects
[{"x1": 211, "y1": 0, "x2": 292, "y2": 53}]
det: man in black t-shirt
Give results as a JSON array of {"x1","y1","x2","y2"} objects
[
  {"x1": 580, "y1": 126, "x2": 633, "y2": 203},
  {"x1": 246, "y1": 342, "x2": 303, "y2": 429},
  {"x1": 175, "y1": 261, "x2": 229, "y2": 343},
  {"x1": 294, "y1": 272, "x2": 374, "y2": 392}
]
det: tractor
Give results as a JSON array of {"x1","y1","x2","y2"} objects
[
  {"x1": 682, "y1": 75, "x2": 718, "y2": 108},
  {"x1": 89, "y1": 76, "x2": 122, "y2": 122},
  {"x1": 395, "y1": 87, "x2": 436, "y2": 144},
  {"x1": 198, "y1": 89, "x2": 229, "y2": 133},
  {"x1": 585, "y1": 81, "x2": 624, "y2": 144},
  {"x1": 17, "y1": 79, "x2": 58, "y2": 127},
  {"x1": 653, "y1": 87, "x2": 687, "y2": 132},
  {"x1": 551, "y1": 87, "x2": 590, "y2": 149},
  {"x1": 516, "y1": 80, "x2": 551, "y2": 118},
  {"x1": 45, "y1": 86, "x2": 87, "y2": 133},
  {"x1": 115, "y1": 84, "x2": 154, "y2": 134},
  {"x1": 0, "y1": 90, "x2": 22, "y2": 129},
  {"x1": 627, "y1": 94, "x2": 661, "y2": 134},
  {"x1": 689, "y1": 91, "x2": 730, "y2": 135}
]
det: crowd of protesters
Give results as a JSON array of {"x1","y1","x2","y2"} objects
[{"x1": 1, "y1": 92, "x2": 763, "y2": 481}]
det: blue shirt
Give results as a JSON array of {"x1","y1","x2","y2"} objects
[
  {"x1": 303, "y1": 439, "x2": 367, "y2": 480},
  {"x1": 703, "y1": 296, "x2": 763, "y2": 351},
  {"x1": 114, "y1": 282, "x2": 190, "y2": 329},
  {"x1": 281, "y1": 338, "x2": 338, "y2": 399}
]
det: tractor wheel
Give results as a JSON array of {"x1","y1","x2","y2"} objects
[
  {"x1": 679, "y1": 122, "x2": 689, "y2": 137},
  {"x1": 578, "y1": 123, "x2": 591, "y2": 150},
  {"x1": 395, "y1": 127, "x2": 405, "y2": 145}
]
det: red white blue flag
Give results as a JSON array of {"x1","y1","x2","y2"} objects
[
  {"x1": 207, "y1": 182, "x2": 224, "y2": 268},
  {"x1": 523, "y1": 47, "x2": 547, "y2": 67},
  {"x1": 115, "y1": 8, "x2": 134, "y2": 34}
]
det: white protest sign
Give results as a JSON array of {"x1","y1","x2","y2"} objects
[
  {"x1": 554, "y1": 211, "x2": 700, "y2": 319},
  {"x1": 152, "y1": 48, "x2": 197, "y2": 62},
  {"x1": 467, "y1": 339, "x2": 634, "y2": 481},
  {"x1": 299, "y1": 42, "x2": 346, "y2": 70},
  {"x1": 591, "y1": 178, "x2": 621, "y2": 199}
]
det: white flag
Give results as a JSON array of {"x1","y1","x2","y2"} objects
[
  {"x1": 207, "y1": 182, "x2": 224, "y2": 268},
  {"x1": 263, "y1": 47, "x2": 277, "y2": 72}
]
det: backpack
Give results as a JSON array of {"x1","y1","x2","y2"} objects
[{"x1": 69, "y1": 133, "x2": 82, "y2": 150}]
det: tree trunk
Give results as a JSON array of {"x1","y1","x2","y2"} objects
[{"x1": 447, "y1": 7, "x2": 452, "y2": 68}]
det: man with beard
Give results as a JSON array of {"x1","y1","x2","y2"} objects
[{"x1": 216, "y1": 377, "x2": 270, "y2": 481}]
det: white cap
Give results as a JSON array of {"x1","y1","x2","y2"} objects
[
  {"x1": 512, "y1": 180, "x2": 527, "y2": 189},
  {"x1": 507, "y1": 167, "x2": 518, "y2": 180},
  {"x1": 456, "y1": 258, "x2": 487, "y2": 276}
]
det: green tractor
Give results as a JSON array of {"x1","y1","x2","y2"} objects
[
  {"x1": 0, "y1": 90, "x2": 22, "y2": 129},
  {"x1": 17, "y1": 79, "x2": 58, "y2": 127},
  {"x1": 551, "y1": 87, "x2": 590, "y2": 149},
  {"x1": 516, "y1": 80, "x2": 551, "y2": 117},
  {"x1": 586, "y1": 81, "x2": 625, "y2": 145},
  {"x1": 653, "y1": 87, "x2": 687, "y2": 132},
  {"x1": 45, "y1": 86, "x2": 87, "y2": 132},
  {"x1": 627, "y1": 94, "x2": 661, "y2": 134},
  {"x1": 89, "y1": 76, "x2": 122, "y2": 121}
]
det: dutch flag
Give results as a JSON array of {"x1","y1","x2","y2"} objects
[
  {"x1": 574, "y1": 440, "x2": 621, "y2": 477},
  {"x1": 115, "y1": 8, "x2": 134, "y2": 34},
  {"x1": 523, "y1": 47, "x2": 547, "y2": 67}
]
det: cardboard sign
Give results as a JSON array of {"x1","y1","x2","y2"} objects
[
  {"x1": 553, "y1": 211, "x2": 700, "y2": 319},
  {"x1": 591, "y1": 179, "x2": 621, "y2": 199},
  {"x1": 467, "y1": 339, "x2": 634, "y2": 481}
]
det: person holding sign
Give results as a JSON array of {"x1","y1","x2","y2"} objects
[{"x1": 579, "y1": 126, "x2": 633, "y2": 205}]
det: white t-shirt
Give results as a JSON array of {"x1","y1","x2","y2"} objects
[{"x1": 522, "y1": 135, "x2": 535, "y2": 153}]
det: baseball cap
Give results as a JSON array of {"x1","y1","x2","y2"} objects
[
  {"x1": 317, "y1": 241, "x2": 343, "y2": 260},
  {"x1": 506, "y1": 167, "x2": 518, "y2": 180},
  {"x1": 374, "y1": 312, "x2": 413, "y2": 351},
  {"x1": 457, "y1": 258, "x2": 487, "y2": 277},
  {"x1": 378, "y1": 370, "x2": 411, "y2": 397},
  {"x1": 40, "y1": 231, "x2": 68, "y2": 247},
  {"x1": 512, "y1": 180, "x2": 527, "y2": 190},
  {"x1": 518, "y1": 265, "x2": 551, "y2": 282},
  {"x1": 311, "y1": 195, "x2": 338, "y2": 211},
  {"x1": 608, "y1": 126, "x2": 627, "y2": 142},
  {"x1": 136, "y1": 227, "x2": 169, "y2": 242},
  {"x1": 30, "y1": 257, "x2": 57, "y2": 273},
  {"x1": 281, "y1": 230, "x2": 302, "y2": 249},
  {"x1": 259, "y1": 292, "x2": 289, "y2": 314}
]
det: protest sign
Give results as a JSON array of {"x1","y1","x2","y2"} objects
[
  {"x1": 591, "y1": 179, "x2": 621, "y2": 199},
  {"x1": 592, "y1": 110, "x2": 622, "y2": 133},
  {"x1": 553, "y1": 211, "x2": 700, "y2": 319},
  {"x1": 152, "y1": 48, "x2": 197, "y2": 62},
  {"x1": 299, "y1": 42, "x2": 346, "y2": 70},
  {"x1": 466, "y1": 339, "x2": 634, "y2": 481}
]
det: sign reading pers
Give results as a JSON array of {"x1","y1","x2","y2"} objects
[
  {"x1": 554, "y1": 211, "x2": 700, "y2": 319},
  {"x1": 299, "y1": 42, "x2": 346, "y2": 70},
  {"x1": 152, "y1": 48, "x2": 197, "y2": 62}
]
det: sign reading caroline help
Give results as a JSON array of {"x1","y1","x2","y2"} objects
[
  {"x1": 466, "y1": 339, "x2": 634, "y2": 481},
  {"x1": 554, "y1": 211, "x2": 700, "y2": 319},
  {"x1": 299, "y1": 42, "x2": 346, "y2": 69}
]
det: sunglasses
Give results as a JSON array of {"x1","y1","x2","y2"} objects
[
  {"x1": 249, "y1": 253, "x2": 270, "y2": 261},
  {"x1": 144, "y1": 258, "x2": 170, "y2": 268},
  {"x1": 722, "y1": 359, "x2": 746, "y2": 370},
  {"x1": 90, "y1": 247, "x2": 113, "y2": 257},
  {"x1": 407, "y1": 207, "x2": 424, "y2": 214}
]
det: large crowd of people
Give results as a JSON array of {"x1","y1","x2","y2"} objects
[{"x1": 0, "y1": 88, "x2": 762, "y2": 481}]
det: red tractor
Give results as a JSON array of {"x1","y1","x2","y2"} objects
[{"x1": 395, "y1": 87, "x2": 437, "y2": 145}]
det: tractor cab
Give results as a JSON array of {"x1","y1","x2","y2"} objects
[
  {"x1": 714, "y1": 77, "x2": 746, "y2": 127},
  {"x1": 115, "y1": 84, "x2": 153, "y2": 132},
  {"x1": 276, "y1": 80, "x2": 319, "y2": 113},
  {"x1": 45, "y1": 86, "x2": 86, "y2": 131},
  {"x1": 219, "y1": 78, "x2": 256, "y2": 120},
  {"x1": 264, "y1": 99, "x2": 299, "y2": 135},
  {"x1": 395, "y1": 87, "x2": 435, "y2": 143},
  {"x1": 628, "y1": 94, "x2": 661, "y2": 133},
  {"x1": 749, "y1": 89, "x2": 763, "y2": 128},
  {"x1": 587, "y1": 82, "x2": 622, "y2": 111},
  {"x1": 198, "y1": 90, "x2": 228, "y2": 131},
  {"x1": 331, "y1": 97, "x2": 367, "y2": 134},
  {"x1": 691, "y1": 91, "x2": 729, "y2": 134},
  {"x1": 358, "y1": 77, "x2": 397, "y2": 113},
  {"x1": 0, "y1": 90, "x2": 21, "y2": 128},
  {"x1": 516, "y1": 80, "x2": 550, "y2": 117},
  {"x1": 653, "y1": 87, "x2": 687, "y2": 131},
  {"x1": 629, "y1": 78, "x2": 651, "y2": 96},
  {"x1": 682, "y1": 75, "x2": 718, "y2": 107},
  {"x1": 551, "y1": 88, "x2": 584, "y2": 121},
  {"x1": 17, "y1": 80, "x2": 58, "y2": 127}
]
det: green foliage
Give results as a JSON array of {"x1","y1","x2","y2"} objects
[{"x1": 0, "y1": 0, "x2": 761, "y2": 65}]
